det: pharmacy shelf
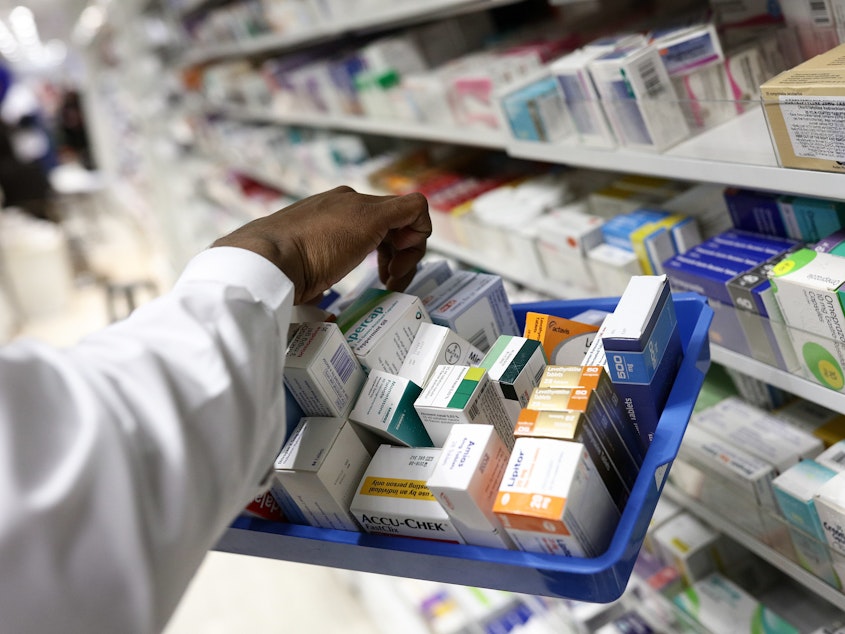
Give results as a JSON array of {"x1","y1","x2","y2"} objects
[
  {"x1": 212, "y1": 104, "x2": 845, "y2": 199},
  {"x1": 663, "y1": 485, "x2": 845, "y2": 613},
  {"x1": 508, "y1": 108, "x2": 845, "y2": 201},
  {"x1": 710, "y1": 344, "x2": 845, "y2": 416},
  {"x1": 182, "y1": 0, "x2": 521, "y2": 65},
  {"x1": 212, "y1": 106, "x2": 508, "y2": 149}
]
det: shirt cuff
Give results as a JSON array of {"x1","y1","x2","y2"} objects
[{"x1": 174, "y1": 246, "x2": 294, "y2": 316}]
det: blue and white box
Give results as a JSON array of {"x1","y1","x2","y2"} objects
[
  {"x1": 499, "y1": 70, "x2": 574, "y2": 142},
  {"x1": 601, "y1": 275, "x2": 683, "y2": 448},
  {"x1": 773, "y1": 459, "x2": 838, "y2": 541}
]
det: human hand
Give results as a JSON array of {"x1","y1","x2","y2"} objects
[{"x1": 213, "y1": 186, "x2": 431, "y2": 305}]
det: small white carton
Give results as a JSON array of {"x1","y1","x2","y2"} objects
[
  {"x1": 479, "y1": 335, "x2": 547, "y2": 422},
  {"x1": 651, "y1": 512, "x2": 720, "y2": 585},
  {"x1": 425, "y1": 273, "x2": 520, "y2": 353},
  {"x1": 586, "y1": 243, "x2": 643, "y2": 297},
  {"x1": 534, "y1": 205, "x2": 605, "y2": 288},
  {"x1": 770, "y1": 249, "x2": 845, "y2": 345},
  {"x1": 272, "y1": 417, "x2": 372, "y2": 531},
  {"x1": 349, "y1": 370, "x2": 432, "y2": 447},
  {"x1": 336, "y1": 288, "x2": 431, "y2": 373},
  {"x1": 814, "y1": 471, "x2": 845, "y2": 556},
  {"x1": 817, "y1": 440, "x2": 845, "y2": 473},
  {"x1": 414, "y1": 365, "x2": 514, "y2": 449},
  {"x1": 405, "y1": 260, "x2": 454, "y2": 299},
  {"x1": 773, "y1": 459, "x2": 838, "y2": 541},
  {"x1": 284, "y1": 322, "x2": 367, "y2": 418},
  {"x1": 350, "y1": 445, "x2": 465, "y2": 543},
  {"x1": 692, "y1": 396, "x2": 823, "y2": 473},
  {"x1": 493, "y1": 437, "x2": 619, "y2": 557},
  {"x1": 426, "y1": 425, "x2": 515, "y2": 549},
  {"x1": 398, "y1": 323, "x2": 483, "y2": 388}
]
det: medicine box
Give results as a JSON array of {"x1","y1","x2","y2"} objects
[
  {"x1": 272, "y1": 417, "x2": 372, "y2": 532},
  {"x1": 650, "y1": 513, "x2": 720, "y2": 586},
  {"x1": 586, "y1": 243, "x2": 643, "y2": 297},
  {"x1": 336, "y1": 289, "x2": 431, "y2": 373},
  {"x1": 588, "y1": 44, "x2": 690, "y2": 152},
  {"x1": 514, "y1": 408, "x2": 630, "y2": 513},
  {"x1": 525, "y1": 386, "x2": 640, "y2": 494},
  {"x1": 816, "y1": 440, "x2": 845, "y2": 473},
  {"x1": 773, "y1": 460, "x2": 838, "y2": 541},
  {"x1": 723, "y1": 42, "x2": 768, "y2": 111},
  {"x1": 770, "y1": 248, "x2": 845, "y2": 343},
  {"x1": 664, "y1": 248, "x2": 747, "y2": 306},
  {"x1": 693, "y1": 396, "x2": 824, "y2": 472},
  {"x1": 479, "y1": 335, "x2": 547, "y2": 421},
  {"x1": 814, "y1": 471, "x2": 845, "y2": 556},
  {"x1": 786, "y1": 327, "x2": 845, "y2": 393},
  {"x1": 652, "y1": 23, "x2": 724, "y2": 79},
  {"x1": 778, "y1": 196, "x2": 845, "y2": 244},
  {"x1": 349, "y1": 370, "x2": 432, "y2": 447},
  {"x1": 284, "y1": 322, "x2": 366, "y2": 418},
  {"x1": 587, "y1": 185, "x2": 669, "y2": 219},
  {"x1": 601, "y1": 275, "x2": 683, "y2": 448},
  {"x1": 762, "y1": 43, "x2": 845, "y2": 173},
  {"x1": 538, "y1": 364, "x2": 643, "y2": 465},
  {"x1": 426, "y1": 424, "x2": 515, "y2": 549},
  {"x1": 425, "y1": 273, "x2": 519, "y2": 353},
  {"x1": 601, "y1": 209, "x2": 670, "y2": 252},
  {"x1": 493, "y1": 437, "x2": 619, "y2": 557},
  {"x1": 350, "y1": 445, "x2": 465, "y2": 543},
  {"x1": 405, "y1": 260, "x2": 454, "y2": 298},
  {"x1": 549, "y1": 48, "x2": 616, "y2": 148},
  {"x1": 414, "y1": 365, "x2": 514, "y2": 449},
  {"x1": 642, "y1": 496, "x2": 682, "y2": 556},
  {"x1": 523, "y1": 311, "x2": 600, "y2": 366},
  {"x1": 498, "y1": 70, "x2": 573, "y2": 142},
  {"x1": 398, "y1": 323, "x2": 483, "y2": 389},
  {"x1": 673, "y1": 573, "x2": 799, "y2": 634},
  {"x1": 629, "y1": 213, "x2": 699, "y2": 275},
  {"x1": 787, "y1": 526, "x2": 841, "y2": 590},
  {"x1": 712, "y1": 229, "x2": 799, "y2": 257},
  {"x1": 534, "y1": 206, "x2": 605, "y2": 288},
  {"x1": 681, "y1": 424, "x2": 778, "y2": 509}
]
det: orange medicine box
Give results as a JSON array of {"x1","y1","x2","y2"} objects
[
  {"x1": 493, "y1": 437, "x2": 619, "y2": 557},
  {"x1": 538, "y1": 365, "x2": 644, "y2": 466},
  {"x1": 526, "y1": 387, "x2": 640, "y2": 493},
  {"x1": 523, "y1": 312, "x2": 600, "y2": 366}
]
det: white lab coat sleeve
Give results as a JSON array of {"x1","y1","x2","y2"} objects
[{"x1": 0, "y1": 246, "x2": 295, "y2": 634}]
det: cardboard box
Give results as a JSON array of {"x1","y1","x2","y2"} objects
[
  {"x1": 773, "y1": 459, "x2": 838, "y2": 541},
  {"x1": 778, "y1": 196, "x2": 845, "y2": 243},
  {"x1": 414, "y1": 365, "x2": 514, "y2": 448},
  {"x1": 398, "y1": 323, "x2": 483, "y2": 389},
  {"x1": 349, "y1": 370, "x2": 432, "y2": 447},
  {"x1": 693, "y1": 396, "x2": 824, "y2": 472},
  {"x1": 770, "y1": 248, "x2": 845, "y2": 344},
  {"x1": 493, "y1": 437, "x2": 619, "y2": 557},
  {"x1": 534, "y1": 206, "x2": 605, "y2": 288},
  {"x1": 588, "y1": 44, "x2": 690, "y2": 152},
  {"x1": 817, "y1": 440, "x2": 845, "y2": 472},
  {"x1": 336, "y1": 289, "x2": 431, "y2": 373},
  {"x1": 405, "y1": 260, "x2": 453, "y2": 298},
  {"x1": 814, "y1": 471, "x2": 845, "y2": 555},
  {"x1": 479, "y1": 335, "x2": 547, "y2": 421},
  {"x1": 651, "y1": 513, "x2": 720, "y2": 585},
  {"x1": 586, "y1": 243, "x2": 643, "y2": 296},
  {"x1": 425, "y1": 273, "x2": 519, "y2": 353},
  {"x1": 673, "y1": 573, "x2": 799, "y2": 634},
  {"x1": 426, "y1": 425, "x2": 515, "y2": 549},
  {"x1": 523, "y1": 311, "x2": 601, "y2": 366},
  {"x1": 272, "y1": 417, "x2": 372, "y2": 531},
  {"x1": 498, "y1": 70, "x2": 573, "y2": 142},
  {"x1": 350, "y1": 445, "x2": 465, "y2": 543},
  {"x1": 762, "y1": 44, "x2": 845, "y2": 173},
  {"x1": 787, "y1": 526, "x2": 842, "y2": 590},
  {"x1": 284, "y1": 322, "x2": 367, "y2": 418},
  {"x1": 601, "y1": 275, "x2": 683, "y2": 448}
]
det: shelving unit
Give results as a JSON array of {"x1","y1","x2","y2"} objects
[
  {"x1": 181, "y1": 0, "x2": 522, "y2": 65},
  {"x1": 664, "y1": 485, "x2": 845, "y2": 614}
]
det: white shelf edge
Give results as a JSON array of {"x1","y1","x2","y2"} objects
[
  {"x1": 213, "y1": 106, "x2": 507, "y2": 149},
  {"x1": 710, "y1": 344, "x2": 845, "y2": 415},
  {"x1": 663, "y1": 485, "x2": 845, "y2": 613},
  {"x1": 209, "y1": 104, "x2": 845, "y2": 199}
]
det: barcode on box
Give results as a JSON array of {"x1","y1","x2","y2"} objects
[
  {"x1": 330, "y1": 344, "x2": 355, "y2": 383},
  {"x1": 468, "y1": 401, "x2": 480, "y2": 420},
  {"x1": 636, "y1": 59, "x2": 665, "y2": 98},
  {"x1": 810, "y1": 0, "x2": 833, "y2": 25},
  {"x1": 469, "y1": 329, "x2": 490, "y2": 352}
]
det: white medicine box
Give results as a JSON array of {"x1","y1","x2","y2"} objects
[
  {"x1": 349, "y1": 370, "x2": 432, "y2": 447},
  {"x1": 398, "y1": 323, "x2": 483, "y2": 389},
  {"x1": 284, "y1": 322, "x2": 366, "y2": 418},
  {"x1": 272, "y1": 417, "x2": 373, "y2": 532}
]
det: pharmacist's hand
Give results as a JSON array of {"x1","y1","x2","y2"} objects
[{"x1": 213, "y1": 186, "x2": 431, "y2": 304}]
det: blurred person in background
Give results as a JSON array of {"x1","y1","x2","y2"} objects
[{"x1": 0, "y1": 186, "x2": 431, "y2": 634}]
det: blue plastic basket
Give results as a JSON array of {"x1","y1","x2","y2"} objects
[{"x1": 216, "y1": 292, "x2": 713, "y2": 603}]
